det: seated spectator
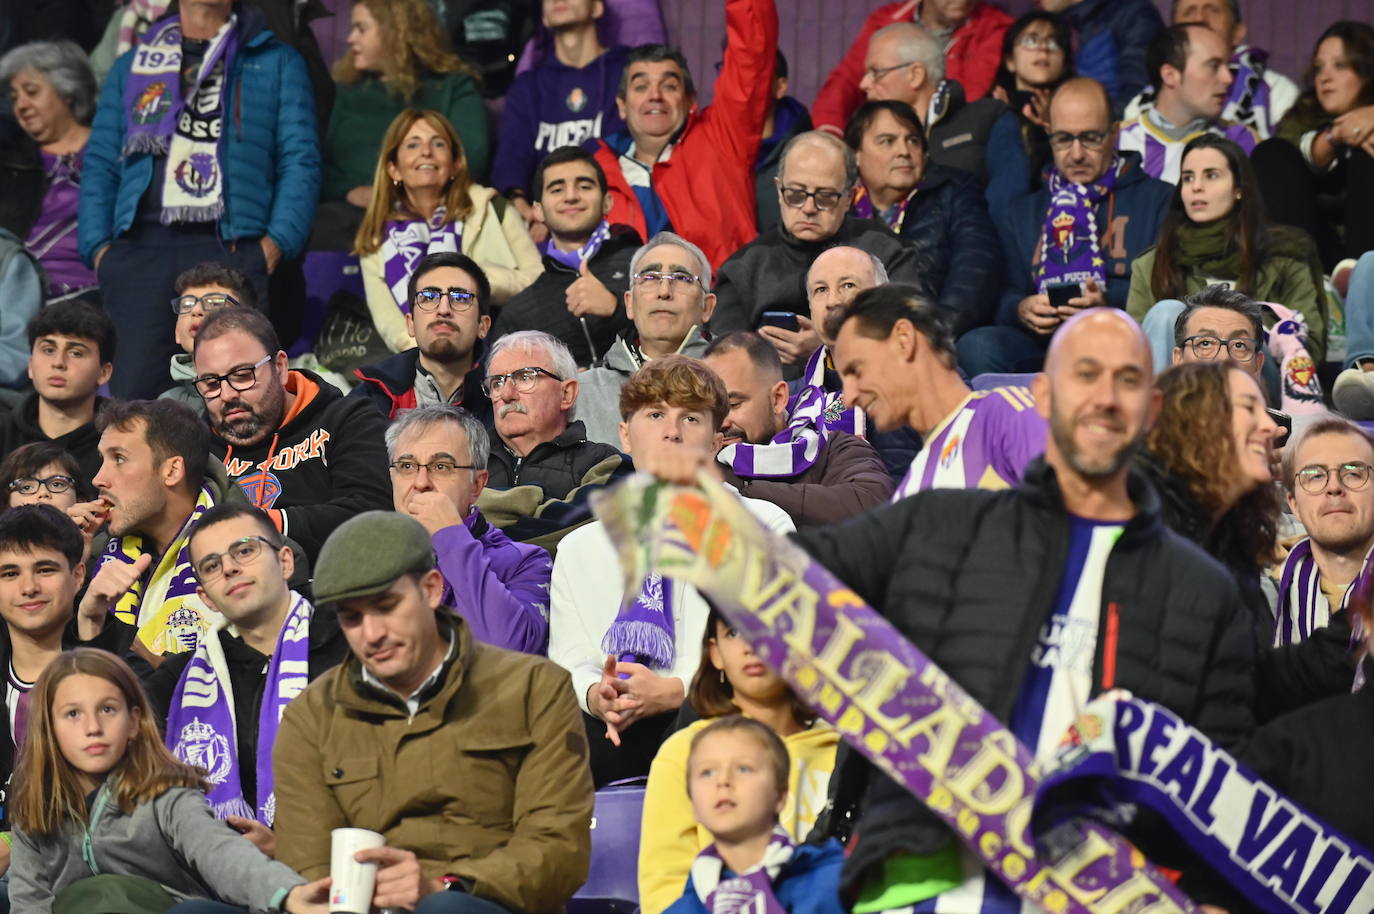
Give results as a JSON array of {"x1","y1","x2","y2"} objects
[
  {"x1": 1138, "y1": 361, "x2": 1279, "y2": 619},
  {"x1": 549, "y1": 355, "x2": 793, "y2": 786},
  {"x1": 577, "y1": 232, "x2": 715, "y2": 445},
  {"x1": 161, "y1": 261, "x2": 259, "y2": 416},
  {"x1": 351, "y1": 252, "x2": 494, "y2": 421},
  {"x1": 193, "y1": 307, "x2": 393, "y2": 562},
  {"x1": 323, "y1": 0, "x2": 487, "y2": 216},
  {"x1": 703, "y1": 331, "x2": 893, "y2": 526},
  {"x1": 710, "y1": 131, "x2": 928, "y2": 342},
  {"x1": 755, "y1": 52, "x2": 813, "y2": 233},
  {"x1": 70, "y1": 399, "x2": 240, "y2": 654},
  {"x1": 354, "y1": 109, "x2": 541, "y2": 350},
  {"x1": 1116, "y1": 24, "x2": 1258, "y2": 183},
  {"x1": 1128, "y1": 135, "x2": 1327, "y2": 362},
  {"x1": 845, "y1": 101, "x2": 1002, "y2": 336},
  {"x1": 1157, "y1": 284, "x2": 1268, "y2": 380},
  {"x1": 489, "y1": 147, "x2": 640, "y2": 368},
  {"x1": 661, "y1": 717, "x2": 846, "y2": 914},
  {"x1": 1040, "y1": 0, "x2": 1164, "y2": 110},
  {"x1": 984, "y1": 10, "x2": 1074, "y2": 216},
  {"x1": 146, "y1": 503, "x2": 347, "y2": 841},
  {"x1": 273, "y1": 510, "x2": 594, "y2": 914},
  {"x1": 387, "y1": 405, "x2": 552, "y2": 654},
  {"x1": 1272, "y1": 417, "x2": 1374, "y2": 646},
  {"x1": 0, "y1": 40, "x2": 98, "y2": 302},
  {"x1": 0, "y1": 299, "x2": 113, "y2": 485},
  {"x1": 492, "y1": 0, "x2": 628, "y2": 215},
  {"x1": 958, "y1": 78, "x2": 1172, "y2": 375},
  {"x1": 829, "y1": 284, "x2": 1046, "y2": 496},
  {"x1": 589, "y1": 0, "x2": 779, "y2": 272},
  {"x1": 78, "y1": 0, "x2": 320, "y2": 399},
  {"x1": 1253, "y1": 21, "x2": 1374, "y2": 271},
  {"x1": 0, "y1": 442, "x2": 87, "y2": 510},
  {"x1": 1124, "y1": 0, "x2": 1299, "y2": 139},
  {"x1": 0, "y1": 505, "x2": 137, "y2": 847},
  {"x1": 638, "y1": 609, "x2": 838, "y2": 914},
  {"x1": 8, "y1": 649, "x2": 329, "y2": 913},
  {"x1": 851, "y1": 23, "x2": 1006, "y2": 181},
  {"x1": 478, "y1": 331, "x2": 630, "y2": 547},
  {"x1": 811, "y1": 0, "x2": 1011, "y2": 133}
]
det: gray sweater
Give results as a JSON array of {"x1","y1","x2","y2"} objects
[
  {"x1": 11, "y1": 785, "x2": 306, "y2": 913},
  {"x1": 574, "y1": 325, "x2": 711, "y2": 446}
]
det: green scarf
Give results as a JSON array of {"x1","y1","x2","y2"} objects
[{"x1": 1175, "y1": 219, "x2": 1240, "y2": 278}]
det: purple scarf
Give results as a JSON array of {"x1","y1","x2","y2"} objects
[
  {"x1": 601, "y1": 574, "x2": 674, "y2": 669},
  {"x1": 1035, "y1": 157, "x2": 1122, "y2": 292},
  {"x1": 718, "y1": 347, "x2": 839, "y2": 479},
  {"x1": 540, "y1": 220, "x2": 611, "y2": 271},
  {"x1": 1226, "y1": 47, "x2": 1274, "y2": 136},
  {"x1": 166, "y1": 592, "x2": 313, "y2": 825},
  {"x1": 382, "y1": 207, "x2": 462, "y2": 315},
  {"x1": 691, "y1": 827, "x2": 794, "y2": 914},
  {"x1": 852, "y1": 186, "x2": 914, "y2": 233}
]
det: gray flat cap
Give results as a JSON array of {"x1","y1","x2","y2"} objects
[{"x1": 313, "y1": 511, "x2": 436, "y2": 606}]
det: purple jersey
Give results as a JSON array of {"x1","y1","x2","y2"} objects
[
  {"x1": 1116, "y1": 115, "x2": 1258, "y2": 184},
  {"x1": 893, "y1": 387, "x2": 1047, "y2": 500}
]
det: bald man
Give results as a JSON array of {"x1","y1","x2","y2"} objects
[
  {"x1": 958, "y1": 77, "x2": 1172, "y2": 377},
  {"x1": 796, "y1": 306, "x2": 1256, "y2": 909},
  {"x1": 710, "y1": 131, "x2": 930, "y2": 343}
]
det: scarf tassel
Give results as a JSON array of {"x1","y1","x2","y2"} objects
[
  {"x1": 121, "y1": 134, "x2": 171, "y2": 158},
  {"x1": 161, "y1": 201, "x2": 225, "y2": 225},
  {"x1": 601, "y1": 619, "x2": 675, "y2": 669}
]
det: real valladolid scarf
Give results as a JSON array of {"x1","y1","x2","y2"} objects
[
  {"x1": 1036, "y1": 157, "x2": 1123, "y2": 292},
  {"x1": 383, "y1": 207, "x2": 462, "y2": 314},
  {"x1": 691, "y1": 827, "x2": 795, "y2": 914},
  {"x1": 166, "y1": 592, "x2": 313, "y2": 825},
  {"x1": 540, "y1": 219, "x2": 611, "y2": 270},
  {"x1": 122, "y1": 15, "x2": 236, "y2": 223}
]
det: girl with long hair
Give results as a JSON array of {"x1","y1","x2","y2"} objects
[
  {"x1": 1253, "y1": 20, "x2": 1374, "y2": 270},
  {"x1": 322, "y1": 0, "x2": 488, "y2": 209},
  {"x1": 354, "y1": 108, "x2": 541, "y2": 353},
  {"x1": 1128, "y1": 134, "x2": 1328, "y2": 362},
  {"x1": 637, "y1": 610, "x2": 838, "y2": 914},
  {"x1": 8, "y1": 649, "x2": 328, "y2": 913},
  {"x1": 1140, "y1": 360, "x2": 1281, "y2": 620}
]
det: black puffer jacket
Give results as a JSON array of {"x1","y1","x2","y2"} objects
[
  {"x1": 486, "y1": 419, "x2": 627, "y2": 499},
  {"x1": 795, "y1": 458, "x2": 1256, "y2": 892},
  {"x1": 898, "y1": 163, "x2": 1003, "y2": 335}
]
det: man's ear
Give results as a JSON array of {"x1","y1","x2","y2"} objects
[
  {"x1": 890, "y1": 318, "x2": 918, "y2": 362},
  {"x1": 619, "y1": 421, "x2": 632, "y2": 454},
  {"x1": 769, "y1": 379, "x2": 789, "y2": 416},
  {"x1": 1160, "y1": 63, "x2": 1182, "y2": 91},
  {"x1": 532, "y1": 200, "x2": 546, "y2": 225},
  {"x1": 162, "y1": 455, "x2": 187, "y2": 490},
  {"x1": 773, "y1": 75, "x2": 789, "y2": 101},
  {"x1": 615, "y1": 94, "x2": 629, "y2": 121},
  {"x1": 1231, "y1": 21, "x2": 1247, "y2": 49},
  {"x1": 477, "y1": 314, "x2": 492, "y2": 339},
  {"x1": 470, "y1": 468, "x2": 489, "y2": 503},
  {"x1": 1171, "y1": 346, "x2": 1184, "y2": 366},
  {"x1": 278, "y1": 542, "x2": 295, "y2": 584},
  {"x1": 405, "y1": 311, "x2": 417, "y2": 341},
  {"x1": 420, "y1": 567, "x2": 446, "y2": 610},
  {"x1": 98, "y1": 362, "x2": 114, "y2": 387},
  {"x1": 700, "y1": 292, "x2": 718, "y2": 324},
  {"x1": 561, "y1": 378, "x2": 579, "y2": 411}
]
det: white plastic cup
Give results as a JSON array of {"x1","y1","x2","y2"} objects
[{"x1": 329, "y1": 827, "x2": 386, "y2": 913}]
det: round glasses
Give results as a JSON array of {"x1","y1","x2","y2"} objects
[
  {"x1": 1295, "y1": 462, "x2": 1374, "y2": 495},
  {"x1": 171, "y1": 292, "x2": 240, "y2": 315},
  {"x1": 193, "y1": 355, "x2": 272, "y2": 399},
  {"x1": 8, "y1": 475, "x2": 75, "y2": 496},
  {"x1": 481, "y1": 366, "x2": 562, "y2": 397},
  {"x1": 1181, "y1": 335, "x2": 1261, "y2": 363},
  {"x1": 194, "y1": 535, "x2": 278, "y2": 581}
]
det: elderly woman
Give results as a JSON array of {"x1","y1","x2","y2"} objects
[
  {"x1": 843, "y1": 99, "x2": 1001, "y2": 336},
  {"x1": 354, "y1": 108, "x2": 541, "y2": 353},
  {"x1": 0, "y1": 41, "x2": 98, "y2": 302}
]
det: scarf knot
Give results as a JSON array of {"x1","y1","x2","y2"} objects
[
  {"x1": 540, "y1": 220, "x2": 612, "y2": 270},
  {"x1": 692, "y1": 827, "x2": 795, "y2": 914}
]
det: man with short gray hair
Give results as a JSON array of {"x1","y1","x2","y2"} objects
[
  {"x1": 388, "y1": 404, "x2": 552, "y2": 654},
  {"x1": 709, "y1": 131, "x2": 929, "y2": 349}
]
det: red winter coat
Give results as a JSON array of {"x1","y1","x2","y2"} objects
[
  {"x1": 592, "y1": 0, "x2": 778, "y2": 272},
  {"x1": 812, "y1": 0, "x2": 1011, "y2": 134}
]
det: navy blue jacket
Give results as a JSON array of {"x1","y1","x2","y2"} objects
[
  {"x1": 663, "y1": 842, "x2": 847, "y2": 914},
  {"x1": 78, "y1": 3, "x2": 321, "y2": 263},
  {"x1": 994, "y1": 151, "x2": 1172, "y2": 325},
  {"x1": 1064, "y1": 0, "x2": 1164, "y2": 111},
  {"x1": 898, "y1": 162, "x2": 1002, "y2": 335}
]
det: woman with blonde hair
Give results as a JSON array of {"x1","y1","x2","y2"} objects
[
  {"x1": 323, "y1": 0, "x2": 488, "y2": 208},
  {"x1": 356, "y1": 108, "x2": 541, "y2": 352}
]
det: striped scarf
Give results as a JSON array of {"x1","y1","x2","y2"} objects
[
  {"x1": 382, "y1": 208, "x2": 462, "y2": 315},
  {"x1": 718, "y1": 347, "x2": 844, "y2": 479},
  {"x1": 692, "y1": 827, "x2": 794, "y2": 914}
]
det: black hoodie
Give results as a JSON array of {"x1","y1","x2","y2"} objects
[
  {"x1": 210, "y1": 370, "x2": 392, "y2": 561},
  {"x1": 0, "y1": 393, "x2": 107, "y2": 486}
]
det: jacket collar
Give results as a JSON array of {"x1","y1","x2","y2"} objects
[
  {"x1": 605, "y1": 324, "x2": 710, "y2": 373},
  {"x1": 493, "y1": 419, "x2": 595, "y2": 467},
  {"x1": 334, "y1": 612, "x2": 472, "y2": 721},
  {"x1": 1018, "y1": 455, "x2": 1164, "y2": 545}
]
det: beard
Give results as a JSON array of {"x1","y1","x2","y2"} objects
[
  {"x1": 213, "y1": 383, "x2": 286, "y2": 447},
  {"x1": 1049, "y1": 404, "x2": 1138, "y2": 480},
  {"x1": 418, "y1": 321, "x2": 473, "y2": 363}
]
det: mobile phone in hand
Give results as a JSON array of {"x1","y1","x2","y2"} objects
[
  {"x1": 1045, "y1": 281, "x2": 1081, "y2": 311},
  {"x1": 760, "y1": 311, "x2": 801, "y2": 333}
]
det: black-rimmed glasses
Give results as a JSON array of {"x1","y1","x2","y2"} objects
[
  {"x1": 414, "y1": 287, "x2": 478, "y2": 312},
  {"x1": 194, "y1": 355, "x2": 272, "y2": 398},
  {"x1": 171, "y1": 292, "x2": 240, "y2": 315},
  {"x1": 8, "y1": 475, "x2": 75, "y2": 496},
  {"x1": 1181, "y1": 335, "x2": 1261, "y2": 363}
]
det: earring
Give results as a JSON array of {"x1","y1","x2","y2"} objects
[
  {"x1": 393, "y1": 179, "x2": 403, "y2": 191},
  {"x1": 719, "y1": 670, "x2": 725, "y2": 684}
]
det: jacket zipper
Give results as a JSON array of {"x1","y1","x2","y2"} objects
[{"x1": 1101, "y1": 601, "x2": 1120, "y2": 690}]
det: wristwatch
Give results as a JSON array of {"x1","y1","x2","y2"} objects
[{"x1": 440, "y1": 874, "x2": 474, "y2": 893}]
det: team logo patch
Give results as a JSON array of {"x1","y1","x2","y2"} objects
[
  {"x1": 566, "y1": 87, "x2": 588, "y2": 113},
  {"x1": 174, "y1": 152, "x2": 219, "y2": 197},
  {"x1": 133, "y1": 81, "x2": 171, "y2": 124},
  {"x1": 939, "y1": 433, "x2": 963, "y2": 468},
  {"x1": 1052, "y1": 211, "x2": 1075, "y2": 252},
  {"x1": 175, "y1": 718, "x2": 233, "y2": 784},
  {"x1": 238, "y1": 468, "x2": 282, "y2": 508}
]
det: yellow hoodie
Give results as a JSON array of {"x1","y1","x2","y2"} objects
[{"x1": 637, "y1": 718, "x2": 840, "y2": 914}]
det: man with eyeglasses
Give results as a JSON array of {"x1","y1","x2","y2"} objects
[
  {"x1": 145, "y1": 503, "x2": 348, "y2": 852},
  {"x1": 1116, "y1": 24, "x2": 1257, "y2": 185},
  {"x1": 0, "y1": 299, "x2": 116, "y2": 488},
  {"x1": 352, "y1": 252, "x2": 495, "y2": 423},
  {"x1": 576, "y1": 232, "x2": 717, "y2": 446},
  {"x1": 159, "y1": 262, "x2": 258, "y2": 416},
  {"x1": 387, "y1": 405, "x2": 552, "y2": 654},
  {"x1": 1122, "y1": 0, "x2": 1298, "y2": 140},
  {"x1": 1168, "y1": 285, "x2": 1265, "y2": 378},
  {"x1": 709, "y1": 131, "x2": 927, "y2": 346},
  {"x1": 958, "y1": 77, "x2": 1172, "y2": 376},
  {"x1": 194, "y1": 307, "x2": 392, "y2": 562},
  {"x1": 811, "y1": 0, "x2": 1011, "y2": 134}
]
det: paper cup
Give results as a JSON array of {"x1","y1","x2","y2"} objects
[{"x1": 329, "y1": 827, "x2": 386, "y2": 913}]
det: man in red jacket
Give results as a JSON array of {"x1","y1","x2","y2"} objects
[
  {"x1": 590, "y1": 0, "x2": 778, "y2": 272},
  {"x1": 813, "y1": 0, "x2": 1011, "y2": 134}
]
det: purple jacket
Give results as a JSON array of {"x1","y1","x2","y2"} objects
[{"x1": 436, "y1": 511, "x2": 552, "y2": 655}]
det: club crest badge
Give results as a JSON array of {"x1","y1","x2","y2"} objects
[
  {"x1": 174, "y1": 152, "x2": 219, "y2": 198},
  {"x1": 133, "y1": 81, "x2": 171, "y2": 125},
  {"x1": 175, "y1": 718, "x2": 233, "y2": 784},
  {"x1": 566, "y1": 87, "x2": 588, "y2": 113}
]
